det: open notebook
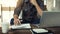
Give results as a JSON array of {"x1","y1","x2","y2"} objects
[
  {"x1": 33, "y1": 29, "x2": 48, "y2": 33},
  {"x1": 11, "y1": 23, "x2": 31, "y2": 29}
]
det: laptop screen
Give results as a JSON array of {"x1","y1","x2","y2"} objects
[{"x1": 40, "y1": 12, "x2": 60, "y2": 27}]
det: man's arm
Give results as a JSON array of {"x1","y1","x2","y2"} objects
[
  {"x1": 30, "y1": 0, "x2": 43, "y2": 16},
  {"x1": 14, "y1": 8, "x2": 21, "y2": 18},
  {"x1": 13, "y1": 8, "x2": 21, "y2": 25},
  {"x1": 34, "y1": 3, "x2": 43, "y2": 16}
]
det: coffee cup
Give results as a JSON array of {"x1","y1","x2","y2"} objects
[{"x1": 1, "y1": 22, "x2": 9, "y2": 33}]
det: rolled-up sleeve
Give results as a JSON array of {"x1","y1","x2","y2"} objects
[{"x1": 14, "y1": 8, "x2": 21, "y2": 16}]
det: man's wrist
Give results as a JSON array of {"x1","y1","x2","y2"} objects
[{"x1": 13, "y1": 15, "x2": 18, "y2": 19}]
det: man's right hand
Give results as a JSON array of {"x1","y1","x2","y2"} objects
[
  {"x1": 14, "y1": 18, "x2": 21, "y2": 25},
  {"x1": 13, "y1": 15, "x2": 21, "y2": 25}
]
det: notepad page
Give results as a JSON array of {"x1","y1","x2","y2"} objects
[
  {"x1": 33, "y1": 29, "x2": 48, "y2": 33},
  {"x1": 11, "y1": 24, "x2": 31, "y2": 29}
]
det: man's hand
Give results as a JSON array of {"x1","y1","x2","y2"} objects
[
  {"x1": 13, "y1": 15, "x2": 21, "y2": 25},
  {"x1": 14, "y1": 18, "x2": 21, "y2": 25},
  {"x1": 30, "y1": 0, "x2": 38, "y2": 6}
]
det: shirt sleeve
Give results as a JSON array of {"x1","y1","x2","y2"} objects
[{"x1": 14, "y1": 7, "x2": 21, "y2": 16}]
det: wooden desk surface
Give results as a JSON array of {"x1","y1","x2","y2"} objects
[
  {"x1": 0, "y1": 28, "x2": 32, "y2": 34},
  {"x1": 0, "y1": 24, "x2": 38, "y2": 34},
  {"x1": 0, "y1": 24, "x2": 60, "y2": 34},
  {"x1": 45, "y1": 27, "x2": 60, "y2": 34}
]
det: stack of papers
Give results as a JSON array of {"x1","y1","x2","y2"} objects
[
  {"x1": 33, "y1": 29, "x2": 48, "y2": 33},
  {"x1": 11, "y1": 24, "x2": 31, "y2": 29}
]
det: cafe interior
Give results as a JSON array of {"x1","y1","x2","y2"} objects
[{"x1": 0, "y1": 0, "x2": 60, "y2": 34}]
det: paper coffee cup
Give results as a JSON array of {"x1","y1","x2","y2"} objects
[{"x1": 1, "y1": 22, "x2": 9, "y2": 33}]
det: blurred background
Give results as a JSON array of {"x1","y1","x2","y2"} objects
[{"x1": 0, "y1": 0, "x2": 60, "y2": 27}]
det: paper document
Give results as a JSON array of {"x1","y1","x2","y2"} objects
[
  {"x1": 11, "y1": 24, "x2": 31, "y2": 29},
  {"x1": 33, "y1": 29, "x2": 48, "y2": 33}
]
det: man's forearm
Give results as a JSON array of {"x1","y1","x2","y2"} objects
[
  {"x1": 34, "y1": 3, "x2": 43, "y2": 16},
  {"x1": 14, "y1": 7, "x2": 21, "y2": 19}
]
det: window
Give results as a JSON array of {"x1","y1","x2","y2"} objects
[
  {"x1": 0, "y1": 4, "x2": 2, "y2": 27},
  {"x1": 0, "y1": 4, "x2": 1, "y2": 16},
  {"x1": 0, "y1": 0, "x2": 18, "y2": 23}
]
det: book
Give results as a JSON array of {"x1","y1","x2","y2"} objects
[
  {"x1": 11, "y1": 23, "x2": 31, "y2": 29},
  {"x1": 33, "y1": 29, "x2": 48, "y2": 33}
]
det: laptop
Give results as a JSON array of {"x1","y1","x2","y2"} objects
[{"x1": 39, "y1": 12, "x2": 60, "y2": 27}]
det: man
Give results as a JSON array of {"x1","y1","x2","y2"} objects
[{"x1": 10, "y1": 0, "x2": 43, "y2": 25}]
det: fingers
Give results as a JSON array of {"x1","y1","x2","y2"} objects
[
  {"x1": 14, "y1": 19, "x2": 21, "y2": 25},
  {"x1": 14, "y1": 20, "x2": 18, "y2": 25},
  {"x1": 18, "y1": 20, "x2": 21, "y2": 24},
  {"x1": 17, "y1": 20, "x2": 21, "y2": 25}
]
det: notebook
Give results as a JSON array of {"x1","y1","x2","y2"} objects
[
  {"x1": 11, "y1": 23, "x2": 31, "y2": 29},
  {"x1": 33, "y1": 29, "x2": 48, "y2": 33}
]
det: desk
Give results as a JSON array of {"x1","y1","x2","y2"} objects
[
  {"x1": 0, "y1": 24, "x2": 60, "y2": 34},
  {"x1": 0, "y1": 24, "x2": 38, "y2": 34},
  {"x1": 0, "y1": 28, "x2": 32, "y2": 34},
  {"x1": 9, "y1": 30, "x2": 32, "y2": 34},
  {"x1": 45, "y1": 26, "x2": 60, "y2": 34},
  {"x1": 31, "y1": 24, "x2": 60, "y2": 34},
  {"x1": 0, "y1": 24, "x2": 45, "y2": 34}
]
